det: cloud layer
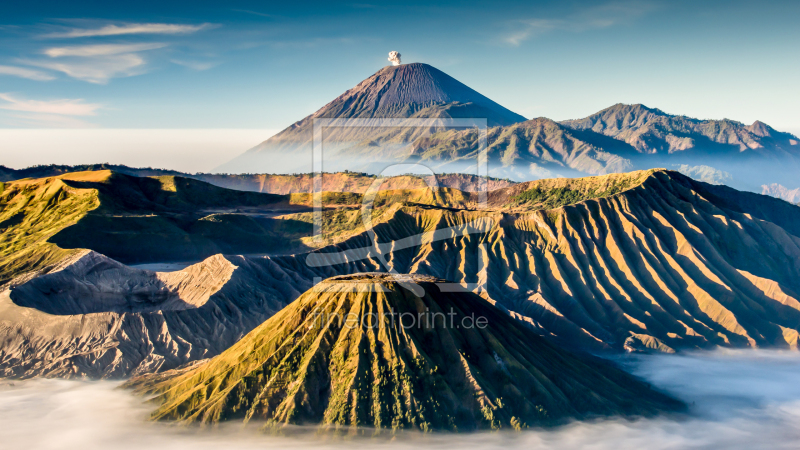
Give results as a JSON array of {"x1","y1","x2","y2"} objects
[
  {"x1": 3, "y1": 351, "x2": 800, "y2": 449},
  {"x1": 0, "y1": 22, "x2": 213, "y2": 85},
  {"x1": 0, "y1": 93, "x2": 100, "y2": 116},
  {"x1": 43, "y1": 23, "x2": 213, "y2": 39},
  {"x1": 0, "y1": 93, "x2": 102, "y2": 127},
  {"x1": 43, "y1": 43, "x2": 167, "y2": 58},
  {"x1": 0, "y1": 65, "x2": 54, "y2": 81}
]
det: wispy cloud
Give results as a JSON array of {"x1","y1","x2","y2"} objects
[
  {"x1": 232, "y1": 9, "x2": 276, "y2": 18},
  {"x1": 43, "y1": 43, "x2": 167, "y2": 57},
  {"x1": 24, "y1": 42, "x2": 167, "y2": 84},
  {"x1": 24, "y1": 54, "x2": 147, "y2": 84},
  {"x1": 0, "y1": 93, "x2": 101, "y2": 127},
  {"x1": 170, "y1": 59, "x2": 218, "y2": 71},
  {"x1": 504, "y1": 1, "x2": 657, "y2": 46},
  {"x1": 22, "y1": 22, "x2": 216, "y2": 83},
  {"x1": 266, "y1": 37, "x2": 356, "y2": 49},
  {"x1": 43, "y1": 23, "x2": 213, "y2": 39},
  {"x1": 1, "y1": 113, "x2": 100, "y2": 128},
  {"x1": 0, "y1": 65, "x2": 55, "y2": 81},
  {"x1": 0, "y1": 93, "x2": 101, "y2": 116}
]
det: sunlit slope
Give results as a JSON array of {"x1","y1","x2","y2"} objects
[
  {"x1": 1, "y1": 164, "x2": 517, "y2": 195},
  {"x1": 5, "y1": 167, "x2": 800, "y2": 380},
  {"x1": 0, "y1": 170, "x2": 300, "y2": 281},
  {"x1": 292, "y1": 169, "x2": 800, "y2": 351},
  {"x1": 488, "y1": 170, "x2": 657, "y2": 210},
  {"x1": 0, "y1": 172, "x2": 103, "y2": 285},
  {"x1": 0, "y1": 169, "x2": 486, "y2": 284},
  {"x1": 129, "y1": 274, "x2": 681, "y2": 430},
  {"x1": 0, "y1": 172, "x2": 315, "y2": 378}
]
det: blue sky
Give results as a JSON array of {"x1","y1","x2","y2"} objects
[{"x1": 0, "y1": 0, "x2": 799, "y2": 169}]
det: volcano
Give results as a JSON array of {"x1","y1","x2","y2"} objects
[
  {"x1": 128, "y1": 273, "x2": 682, "y2": 431},
  {"x1": 216, "y1": 63, "x2": 527, "y2": 174}
]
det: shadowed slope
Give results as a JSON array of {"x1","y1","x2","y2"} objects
[
  {"x1": 282, "y1": 170, "x2": 800, "y2": 352},
  {"x1": 4, "y1": 168, "x2": 800, "y2": 379},
  {"x1": 0, "y1": 252, "x2": 297, "y2": 379},
  {"x1": 0, "y1": 170, "x2": 304, "y2": 279},
  {"x1": 128, "y1": 274, "x2": 682, "y2": 430},
  {"x1": 559, "y1": 104, "x2": 800, "y2": 190},
  {"x1": 560, "y1": 104, "x2": 800, "y2": 157}
]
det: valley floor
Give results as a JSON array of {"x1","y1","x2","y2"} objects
[{"x1": 1, "y1": 351, "x2": 797, "y2": 448}]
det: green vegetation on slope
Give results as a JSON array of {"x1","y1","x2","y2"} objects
[
  {"x1": 46, "y1": 171, "x2": 295, "y2": 263},
  {"x1": 0, "y1": 171, "x2": 302, "y2": 282},
  {"x1": 127, "y1": 273, "x2": 682, "y2": 431},
  {"x1": 0, "y1": 169, "x2": 484, "y2": 283},
  {"x1": 0, "y1": 176, "x2": 99, "y2": 285},
  {"x1": 502, "y1": 169, "x2": 657, "y2": 210}
]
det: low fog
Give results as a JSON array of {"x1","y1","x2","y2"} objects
[{"x1": 2, "y1": 351, "x2": 800, "y2": 449}]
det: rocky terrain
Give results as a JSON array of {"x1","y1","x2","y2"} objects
[
  {"x1": 126, "y1": 273, "x2": 682, "y2": 430},
  {"x1": 560, "y1": 104, "x2": 799, "y2": 158},
  {"x1": 2, "y1": 168, "x2": 800, "y2": 378},
  {"x1": 0, "y1": 164, "x2": 515, "y2": 195},
  {"x1": 293, "y1": 169, "x2": 800, "y2": 352},
  {"x1": 559, "y1": 103, "x2": 800, "y2": 191},
  {"x1": 0, "y1": 251, "x2": 300, "y2": 378}
]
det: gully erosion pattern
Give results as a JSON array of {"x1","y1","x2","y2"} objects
[
  {"x1": 2, "y1": 169, "x2": 800, "y2": 378},
  {"x1": 125, "y1": 274, "x2": 683, "y2": 431}
]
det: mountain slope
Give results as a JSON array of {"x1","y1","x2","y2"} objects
[
  {"x1": 127, "y1": 273, "x2": 682, "y2": 430},
  {"x1": 285, "y1": 63, "x2": 526, "y2": 126},
  {"x1": 405, "y1": 117, "x2": 636, "y2": 179},
  {"x1": 0, "y1": 164, "x2": 516, "y2": 195},
  {"x1": 217, "y1": 63, "x2": 527, "y2": 174},
  {"x1": 4, "y1": 168, "x2": 800, "y2": 379},
  {"x1": 560, "y1": 103, "x2": 800, "y2": 157},
  {"x1": 0, "y1": 251, "x2": 306, "y2": 378},
  {"x1": 0, "y1": 170, "x2": 302, "y2": 281},
  {"x1": 559, "y1": 104, "x2": 800, "y2": 190},
  {"x1": 280, "y1": 170, "x2": 800, "y2": 352}
]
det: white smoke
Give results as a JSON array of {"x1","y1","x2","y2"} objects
[{"x1": 388, "y1": 51, "x2": 401, "y2": 66}]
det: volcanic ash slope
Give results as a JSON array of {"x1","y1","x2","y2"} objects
[{"x1": 127, "y1": 273, "x2": 683, "y2": 431}]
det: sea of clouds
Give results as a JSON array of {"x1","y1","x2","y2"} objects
[{"x1": 2, "y1": 350, "x2": 800, "y2": 449}]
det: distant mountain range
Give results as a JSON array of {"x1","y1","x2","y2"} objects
[
  {"x1": 762, "y1": 183, "x2": 800, "y2": 204},
  {"x1": 216, "y1": 63, "x2": 800, "y2": 195}
]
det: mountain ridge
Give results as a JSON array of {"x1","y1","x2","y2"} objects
[
  {"x1": 560, "y1": 103, "x2": 800, "y2": 156},
  {"x1": 126, "y1": 273, "x2": 683, "y2": 430},
  {"x1": 3, "y1": 168, "x2": 800, "y2": 378}
]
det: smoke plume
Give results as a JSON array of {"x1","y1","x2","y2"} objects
[{"x1": 388, "y1": 51, "x2": 401, "y2": 66}]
